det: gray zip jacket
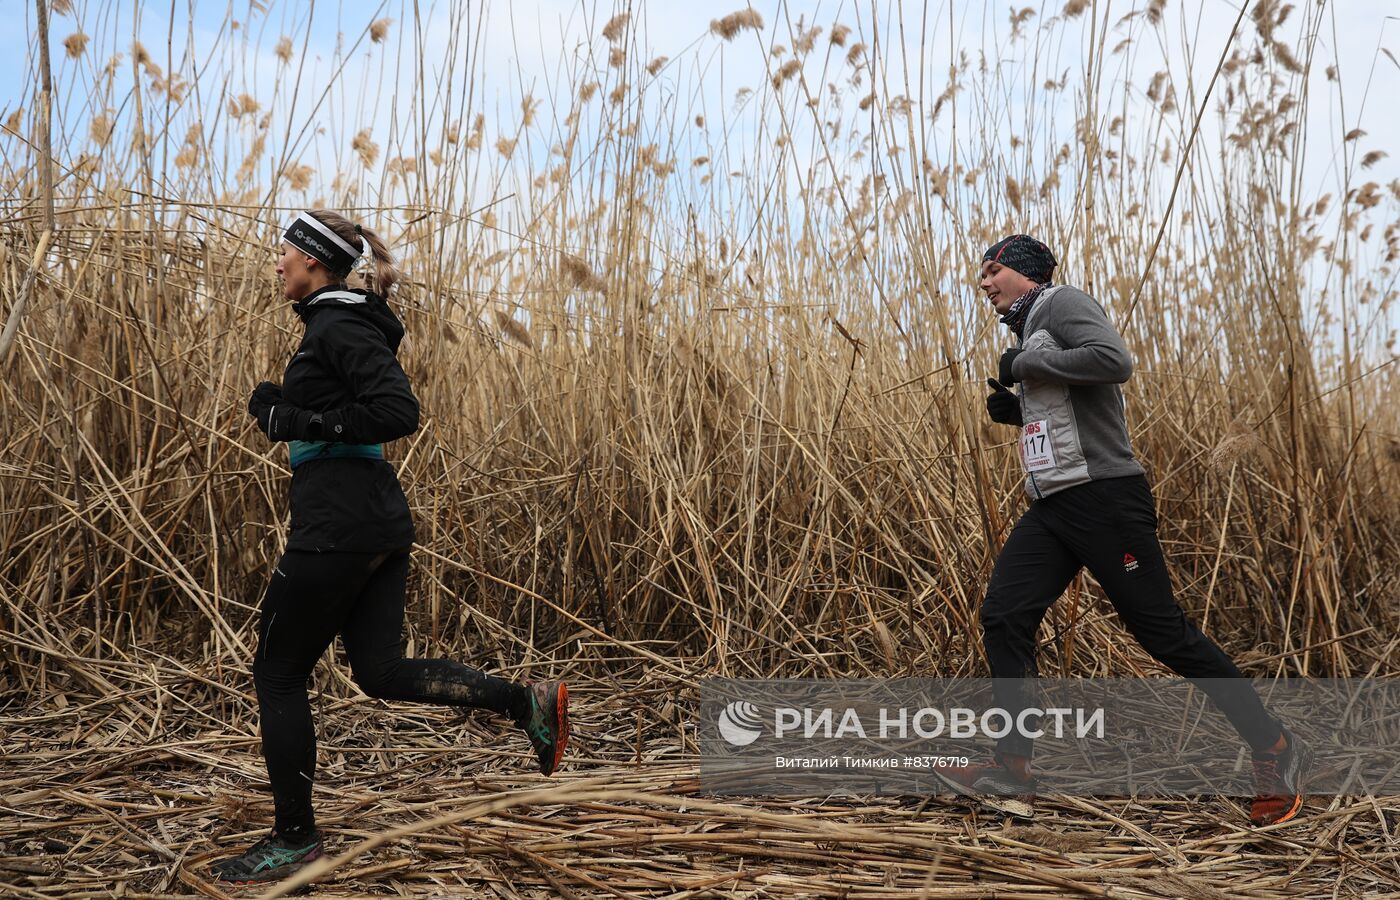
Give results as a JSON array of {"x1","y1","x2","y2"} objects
[{"x1": 1010, "y1": 285, "x2": 1144, "y2": 499}]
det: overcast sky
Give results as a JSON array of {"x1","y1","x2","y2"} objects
[
  {"x1": 2, "y1": 1, "x2": 1397, "y2": 350},
  {"x1": 4, "y1": 1, "x2": 1396, "y2": 186}
]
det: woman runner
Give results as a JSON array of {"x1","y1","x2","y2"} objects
[
  {"x1": 212, "y1": 210, "x2": 570, "y2": 883},
  {"x1": 933, "y1": 234, "x2": 1308, "y2": 826}
]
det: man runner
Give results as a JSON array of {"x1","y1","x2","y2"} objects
[{"x1": 934, "y1": 234, "x2": 1308, "y2": 826}]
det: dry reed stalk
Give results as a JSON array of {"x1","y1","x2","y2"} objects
[{"x1": 0, "y1": 0, "x2": 55, "y2": 364}]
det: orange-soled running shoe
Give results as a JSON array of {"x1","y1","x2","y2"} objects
[
  {"x1": 932, "y1": 752, "x2": 1036, "y2": 819},
  {"x1": 518, "y1": 680, "x2": 570, "y2": 776},
  {"x1": 1250, "y1": 726, "x2": 1310, "y2": 826}
]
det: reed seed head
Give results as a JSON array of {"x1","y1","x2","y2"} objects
[
  {"x1": 710, "y1": 8, "x2": 764, "y2": 41},
  {"x1": 602, "y1": 13, "x2": 629, "y2": 43}
]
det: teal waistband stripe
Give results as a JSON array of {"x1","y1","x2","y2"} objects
[{"x1": 289, "y1": 440, "x2": 384, "y2": 468}]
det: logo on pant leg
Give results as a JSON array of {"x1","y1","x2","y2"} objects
[{"x1": 1122, "y1": 552, "x2": 1139, "y2": 573}]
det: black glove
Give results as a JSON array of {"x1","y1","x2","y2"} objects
[
  {"x1": 248, "y1": 381, "x2": 282, "y2": 434},
  {"x1": 998, "y1": 348, "x2": 1023, "y2": 386},
  {"x1": 985, "y1": 378, "x2": 1022, "y2": 427},
  {"x1": 269, "y1": 406, "x2": 341, "y2": 442},
  {"x1": 264, "y1": 404, "x2": 312, "y2": 442},
  {"x1": 248, "y1": 381, "x2": 340, "y2": 442}
]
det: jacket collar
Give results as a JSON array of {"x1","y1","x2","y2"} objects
[
  {"x1": 290, "y1": 285, "x2": 407, "y2": 353},
  {"x1": 292, "y1": 284, "x2": 368, "y2": 320}
]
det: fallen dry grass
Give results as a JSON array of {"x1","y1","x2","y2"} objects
[{"x1": 5, "y1": 655, "x2": 1400, "y2": 897}]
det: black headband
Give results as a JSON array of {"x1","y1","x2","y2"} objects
[{"x1": 283, "y1": 211, "x2": 361, "y2": 274}]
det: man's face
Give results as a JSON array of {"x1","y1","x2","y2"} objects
[{"x1": 979, "y1": 260, "x2": 1038, "y2": 315}]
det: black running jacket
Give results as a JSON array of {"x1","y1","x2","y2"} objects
[{"x1": 276, "y1": 285, "x2": 418, "y2": 552}]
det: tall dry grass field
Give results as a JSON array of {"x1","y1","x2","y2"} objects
[{"x1": 2, "y1": 0, "x2": 1399, "y2": 895}]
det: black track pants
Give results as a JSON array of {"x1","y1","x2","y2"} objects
[
  {"x1": 252, "y1": 549, "x2": 528, "y2": 834},
  {"x1": 982, "y1": 475, "x2": 1282, "y2": 758}
]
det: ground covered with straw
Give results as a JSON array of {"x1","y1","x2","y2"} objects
[
  {"x1": 6, "y1": 656, "x2": 1400, "y2": 898},
  {"x1": 4, "y1": 0, "x2": 1400, "y2": 896}
]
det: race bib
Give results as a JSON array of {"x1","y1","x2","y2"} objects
[{"x1": 1021, "y1": 419, "x2": 1056, "y2": 472}]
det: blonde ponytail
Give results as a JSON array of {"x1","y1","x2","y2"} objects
[
  {"x1": 357, "y1": 225, "x2": 401, "y2": 297},
  {"x1": 306, "y1": 208, "x2": 403, "y2": 297}
]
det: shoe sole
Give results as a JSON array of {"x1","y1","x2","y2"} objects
[
  {"x1": 931, "y1": 771, "x2": 1035, "y2": 820},
  {"x1": 537, "y1": 681, "x2": 569, "y2": 777},
  {"x1": 553, "y1": 682, "x2": 570, "y2": 775},
  {"x1": 1262, "y1": 792, "x2": 1304, "y2": 826}
]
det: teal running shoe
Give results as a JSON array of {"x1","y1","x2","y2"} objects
[
  {"x1": 518, "y1": 680, "x2": 570, "y2": 776},
  {"x1": 210, "y1": 828, "x2": 323, "y2": 884}
]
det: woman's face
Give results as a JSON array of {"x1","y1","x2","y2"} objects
[
  {"x1": 979, "y1": 260, "x2": 1038, "y2": 315},
  {"x1": 275, "y1": 242, "x2": 324, "y2": 302}
]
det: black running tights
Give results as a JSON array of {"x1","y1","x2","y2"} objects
[{"x1": 252, "y1": 548, "x2": 528, "y2": 834}]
